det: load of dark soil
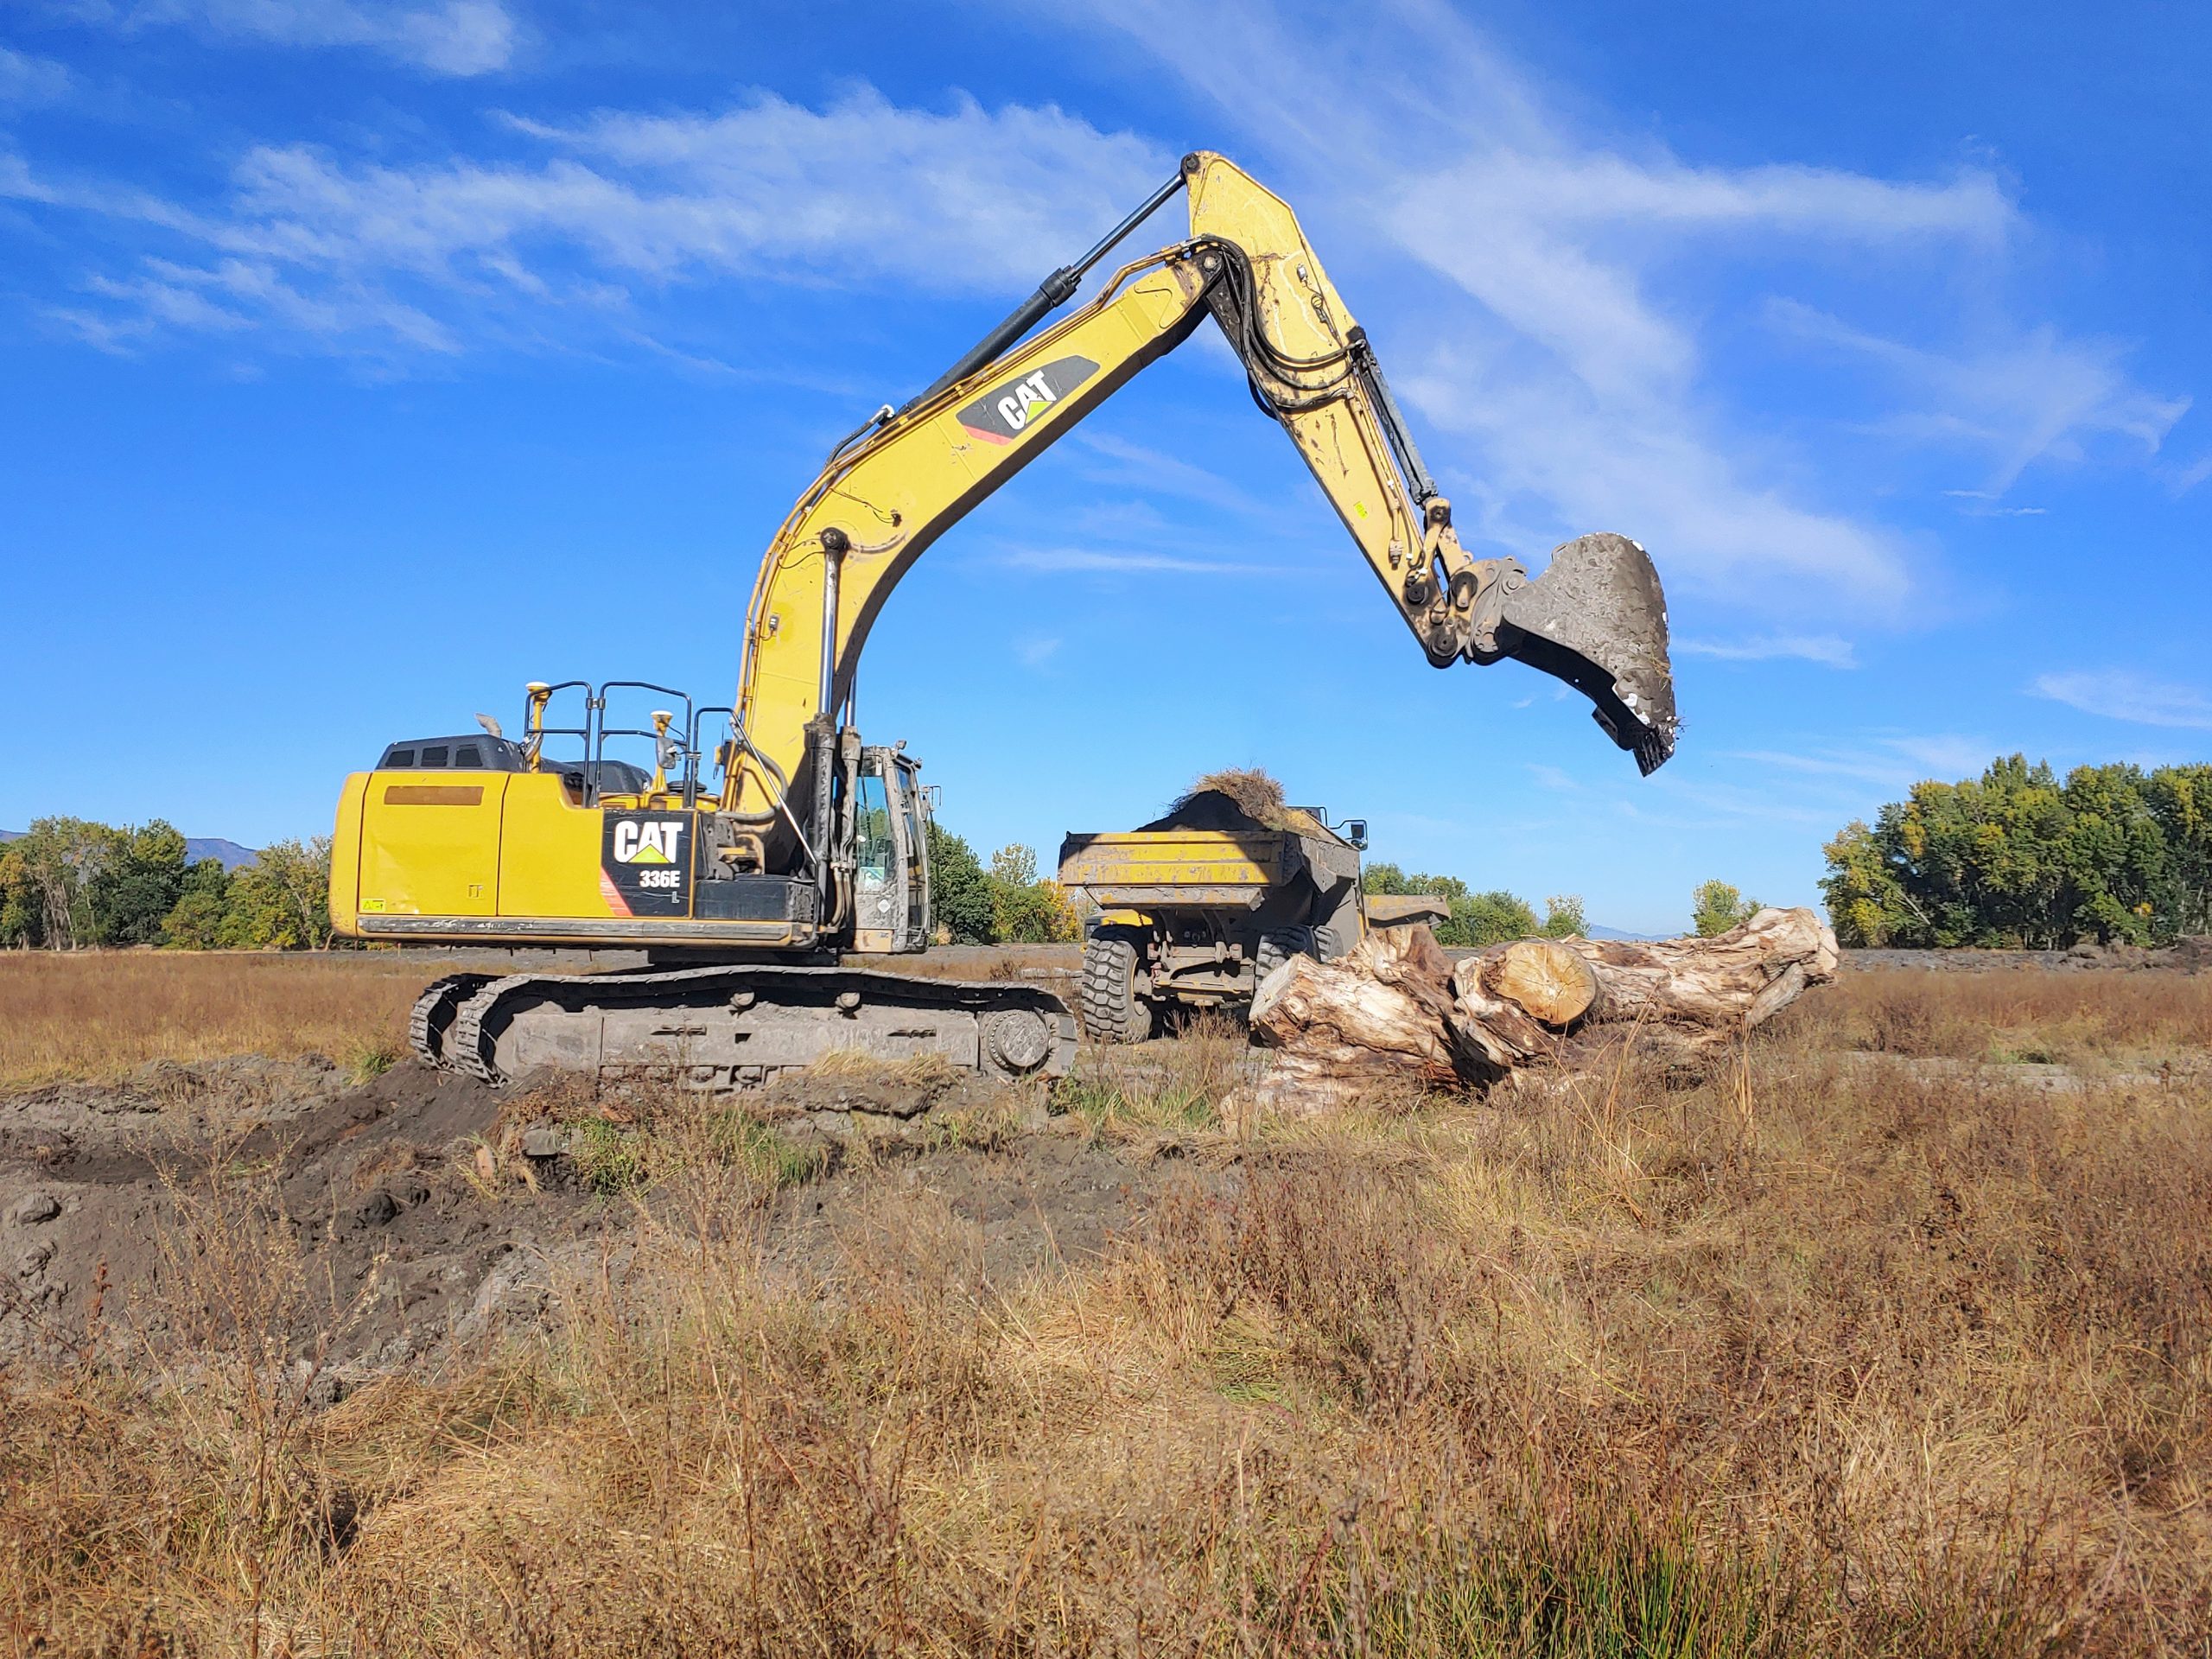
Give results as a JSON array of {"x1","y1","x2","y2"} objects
[{"x1": 1141, "y1": 766, "x2": 1305, "y2": 834}]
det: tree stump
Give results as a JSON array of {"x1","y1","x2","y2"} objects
[
  {"x1": 1249, "y1": 925, "x2": 1468, "y2": 1109},
  {"x1": 1244, "y1": 907, "x2": 1839, "y2": 1112}
]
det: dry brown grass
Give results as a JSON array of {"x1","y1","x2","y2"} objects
[
  {"x1": 0, "y1": 950, "x2": 435, "y2": 1090},
  {"x1": 1789, "y1": 965, "x2": 2212, "y2": 1065},
  {"x1": 4, "y1": 968, "x2": 2211, "y2": 1654}
]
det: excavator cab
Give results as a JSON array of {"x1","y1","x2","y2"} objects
[{"x1": 848, "y1": 747, "x2": 932, "y2": 954}]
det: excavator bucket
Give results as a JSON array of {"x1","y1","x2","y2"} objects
[{"x1": 1497, "y1": 532, "x2": 1678, "y2": 774}]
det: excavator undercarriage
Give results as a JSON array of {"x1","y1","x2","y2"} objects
[{"x1": 408, "y1": 964, "x2": 1075, "y2": 1089}]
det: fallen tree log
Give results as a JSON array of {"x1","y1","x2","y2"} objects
[{"x1": 1247, "y1": 907, "x2": 1839, "y2": 1112}]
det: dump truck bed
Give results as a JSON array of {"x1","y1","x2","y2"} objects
[{"x1": 1057, "y1": 829, "x2": 1303, "y2": 908}]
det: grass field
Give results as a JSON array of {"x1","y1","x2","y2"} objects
[
  {"x1": 0, "y1": 950, "x2": 430, "y2": 1090},
  {"x1": 3, "y1": 954, "x2": 2209, "y2": 1654}
]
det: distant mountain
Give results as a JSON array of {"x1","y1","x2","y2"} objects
[
  {"x1": 0, "y1": 830, "x2": 260, "y2": 870},
  {"x1": 186, "y1": 838, "x2": 259, "y2": 870},
  {"x1": 1588, "y1": 924, "x2": 1667, "y2": 943}
]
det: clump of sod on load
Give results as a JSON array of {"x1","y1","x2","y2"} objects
[{"x1": 1142, "y1": 766, "x2": 1318, "y2": 833}]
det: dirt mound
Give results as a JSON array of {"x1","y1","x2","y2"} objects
[{"x1": 0, "y1": 1058, "x2": 1191, "y2": 1387}]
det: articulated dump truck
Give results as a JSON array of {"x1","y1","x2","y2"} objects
[{"x1": 1058, "y1": 789, "x2": 1446, "y2": 1043}]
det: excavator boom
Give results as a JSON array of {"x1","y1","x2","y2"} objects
[{"x1": 721, "y1": 150, "x2": 1676, "y2": 823}]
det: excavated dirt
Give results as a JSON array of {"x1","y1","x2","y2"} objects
[{"x1": 0, "y1": 1058, "x2": 1195, "y2": 1389}]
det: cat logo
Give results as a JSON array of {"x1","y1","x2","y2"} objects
[
  {"x1": 613, "y1": 818, "x2": 683, "y2": 864},
  {"x1": 956, "y1": 354, "x2": 1099, "y2": 446}
]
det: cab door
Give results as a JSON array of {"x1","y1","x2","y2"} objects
[
  {"x1": 893, "y1": 758, "x2": 931, "y2": 951},
  {"x1": 849, "y1": 768, "x2": 899, "y2": 953}
]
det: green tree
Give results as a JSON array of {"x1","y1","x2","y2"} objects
[
  {"x1": 3, "y1": 818, "x2": 124, "y2": 949},
  {"x1": 162, "y1": 858, "x2": 234, "y2": 949},
  {"x1": 0, "y1": 844, "x2": 38, "y2": 948},
  {"x1": 925, "y1": 821, "x2": 995, "y2": 944},
  {"x1": 985, "y1": 842, "x2": 1081, "y2": 944},
  {"x1": 2145, "y1": 765, "x2": 2212, "y2": 936},
  {"x1": 1361, "y1": 861, "x2": 1408, "y2": 895},
  {"x1": 1821, "y1": 755, "x2": 2212, "y2": 948},
  {"x1": 989, "y1": 844, "x2": 1038, "y2": 888},
  {"x1": 1447, "y1": 890, "x2": 1541, "y2": 947},
  {"x1": 1820, "y1": 821, "x2": 1920, "y2": 946},
  {"x1": 1692, "y1": 880, "x2": 1761, "y2": 938},
  {"x1": 222, "y1": 838, "x2": 334, "y2": 950},
  {"x1": 89, "y1": 820, "x2": 189, "y2": 946},
  {"x1": 1540, "y1": 893, "x2": 1586, "y2": 938},
  {"x1": 1363, "y1": 861, "x2": 1549, "y2": 945}
]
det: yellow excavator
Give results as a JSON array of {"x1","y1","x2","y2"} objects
[{"x1": 331, "y1": 151, "x2": 1679, "y2": 1088}]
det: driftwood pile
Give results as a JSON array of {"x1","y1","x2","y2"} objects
[{"x1": 1247, "y1": 907, "x2": 1840, "y2": 1110}]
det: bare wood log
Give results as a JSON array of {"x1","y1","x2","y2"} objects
[
  {"x1": 1517, "y1": 907, "x2": 1839, "y2": 1033},
  {"x1": 1481, "y1": 938, "x2": 1599, "y2": 1025},
  {"x1": 1247, "y1": 925, "x2": 1476, "y2": 1111},
  {"x1": 1243, "y1": 907, "x2": 1839, "y2": 1114}
]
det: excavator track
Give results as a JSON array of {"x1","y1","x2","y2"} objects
[
  {"x1": 409, "y1": 972, "x2": 496, "y2": 1067},
  {"x1": 434, "y1": 963, "x2": 1077, "y2": 1090}
]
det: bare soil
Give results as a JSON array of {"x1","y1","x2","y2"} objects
[{"x1": 0, "y1": 1054, "x2": 1193, "y2": 1384}]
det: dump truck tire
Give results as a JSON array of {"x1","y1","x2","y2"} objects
[
  {"x1": 1081, "y1": 929, "x2": 1152, "y2": 1045},
  {"x1": 1253, "y1": 926, "x2": 1319, "y2": 995}
]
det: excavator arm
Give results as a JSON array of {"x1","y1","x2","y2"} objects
[{"x1": 722, "y1": 152, "x2": 1678, "y2": 825}]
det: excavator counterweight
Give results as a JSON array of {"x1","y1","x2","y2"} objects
[{"x1": 331, "y1": 152, "x2": 1681, "y2": 1087}]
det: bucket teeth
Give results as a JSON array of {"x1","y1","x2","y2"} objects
[{"x1": 1497, "y1": 531, "x2": 1679, "y2": 774}]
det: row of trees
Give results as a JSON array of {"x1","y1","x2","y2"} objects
[
  {"x1": 1822, "y1": 756, "x2": 2212, "y2": 949},
  {"x1": 1360, "y1": 864, "x2": 1588, "y2": 947},
  {"x1": 1363, "y1": 867, "x2": 1763, "y2": 944},
  {"x1": 4, "y1": 814, "x2": 1778, "y2": 954},
  {"x1": 0, "y1": 819, "x2": 334, "y2": 950},
  {"x1": 926, "y1": 826, "x2": 1083, "y2": 944}
]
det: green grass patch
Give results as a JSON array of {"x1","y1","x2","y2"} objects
[
  {"x1": 709, "y1": 1111, "x2": 830, "y2": 1187},
  {"x1": 1056, "y1": 1075, "x2": 1219, "y2": 1141},
  {"x1": 569, "y1": 1118, "x2": 651, "y2": 1196}
]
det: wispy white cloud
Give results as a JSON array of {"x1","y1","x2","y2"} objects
[
  {"x1": 0, "y1": 46, "x2": 73, "y2": 105},
  {"x1": 1730, "y1": 734, "x2": 1995, "y2": 789},
  {"x1": 1070, "y1": 431, "x2": 1262, "y2": 512},
  {"x1": 1942, "y1": 490, "x2": 2050, "y2": 518},
  {"x1": 1771, "y1": 300, "x2": 2187, "y2": 490},
  {"x1": 4, "y1": 87, "x2": 1167, "y2": 353},
  {"x1": 86, "y1": 0, "x2": 518, "y2": 76},
  {"x1": 1014, "y1": 633, "x2": 1062, "y2": 668},
  {"x1": 1048, "y1": 0, "x2": 2181, "y2": 617},
  {"x1": 2031, "y1": 669, "x2": 2212, "y2": 730},
  {"x1": 1677, "y1": 633, "x2": 1858, "y2": 668},
  {"x1": 2168, "y1": 452, "x2": 2212, "y2": 497},
  {"x1": 52, "y1": 255, "x2": 459, "y2": 352}
]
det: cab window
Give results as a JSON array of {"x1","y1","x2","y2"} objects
[{"x1": 855, "y1": 773, "x2": 893, "y2": 881}]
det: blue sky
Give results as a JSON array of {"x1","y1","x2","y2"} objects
[{"x1": 3, "y1": 0, "x2": 2208, "y2": 934}]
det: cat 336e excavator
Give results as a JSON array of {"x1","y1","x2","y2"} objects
[{"x1": 331, "y1": 152, "x2": 1680, "y2": 1089}]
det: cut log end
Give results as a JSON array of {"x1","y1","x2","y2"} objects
[{"x1": 1481, "y1": 938, "x2": 1599, "y2": 1026}]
